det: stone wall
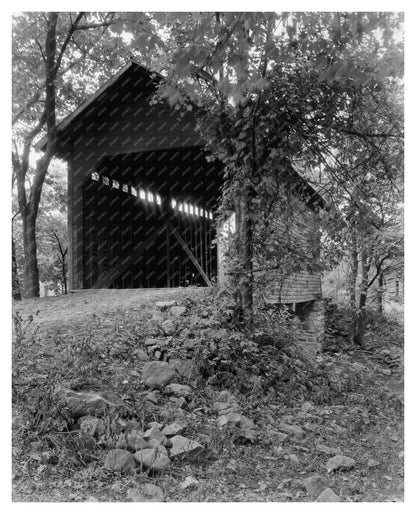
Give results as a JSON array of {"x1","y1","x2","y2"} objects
[{"x1": 295, "y1": 299, "x2": 325, "y2": 356}]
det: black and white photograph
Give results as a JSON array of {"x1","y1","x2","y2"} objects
[{"x1": 10, "y1": 4, "x2": 406, "y2": 505}]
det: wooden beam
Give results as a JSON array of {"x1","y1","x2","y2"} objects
[{"x1": 167, "y1": 222, "x2": 212, "y2": 287}]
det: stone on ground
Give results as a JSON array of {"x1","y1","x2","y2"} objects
[
  {"x1": 169, "y1": 435, "x2": 203, "y2": 459},
  {"x1": 104, "y1": 449, "x2": 135, "y2": 473},
  {"x1": 169, "y1": 358, "x2": 197, "y2": 380},
  {"x1": 134, "y1": 348, "x2": 149, "y2": 361},
  {"x1": 143, "y1": 426, "x2": 168, "y2": 445},
  {"x1": 170, "y1": 306, "x2": 187, "y2": 317},
  {"x1": 303, "y1": 475, "x2": 329, "y2": 499},
  {"x1": 146, "y1": 440, "x2": 168, "y2": 454},
  {"x1": 160, "y1": 319, "x2": 177, "y2": 336},
  {"x1": 63, "y1": 389, "x2": 114, "y2": 418},
  {"x1": 326, "y1": 455, "x2": 356, "y2": 472},
  {"x1": 289, "y1": 454, "x2": 300, "y2": 465},
  {"x1": 164, "y1": 383, "x2": 193, "y2": 399},
  {"x1": 316, "y1": 488, "x2": 341, "y2": 502},
  {"x1": 180, "y1": 476, "x2": 199, "y2": 490},
  {"x1": 143, "y1": 391, "x2": 159, "y2": 404},
  {"x1": 127, "y1": 483, "x2": 165, "y2": 502},
  {"x1": 142, "y1": 361, "x2": 177, "y2": 389},
  {"x1": 278, "y1": 423, "x2": 304, "y2": 436},
  {"x1": 213, "y1": 401, "x2": 235, "y2": 415},
  {"x1": 162, "y1": 422, "x2": 187, "y2": 437},
  {"x1": 316, "y1": 444, "x2": 342, "y2": 456},
  {"x1": 125, "y1": 430, "x2": 148, "y2": 451},
  {"x1": 134, "y1": 448, "x2": 171, "y2": 472},
  {"x1": 79, "y1": 416, "x2": 105, "y2": 437},
  {"x1": 155, "y1": 300, "x2": 176, "y2": 310},
  {"x1": 218, "y1": 412, "x2": 256, "y2": 430}
]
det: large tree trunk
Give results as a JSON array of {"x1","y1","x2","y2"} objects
[
  {"x1": 12, "y1": 236, "x2": 21, "y2": 300},
  {"x1": 234, "y1": 177, "x2": 253, "y2": 329},
  {"x1": 22, "y1": 208, "x2": 40, "y2": 298},
  {"x1": 14, "y1": 13, "x2": 58, "y2": 298}
]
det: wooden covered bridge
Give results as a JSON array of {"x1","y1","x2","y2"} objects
[{"x1": 38, "y1": 59, "x2": 324, "y2": 308}]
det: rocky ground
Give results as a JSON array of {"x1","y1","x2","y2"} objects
[{"x1": 12, "y1": 288, "x2": 404, "y2": 502}]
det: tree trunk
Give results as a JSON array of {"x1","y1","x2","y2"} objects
[
  {"x1": 234, "y1": 177, "x2": 253, "y2": 329},
  {"x1": 62, "y1": 251, "x2": 68, "y2": 294},
  {"x1": 348, "y1": 231, "x2": 359, "y2": 344},
  {"x1": 12, "y1": 236, "x2": 21, "y2": 300},
  {"x1": 377, "y1": 272, "x2": 384, "y2": 313},
  {"x1": 354, "y1": 247, "x2": 370, "y2": 347},
  {"x1": 22, "y1": 209, "x2": 40, "y2": 298}
]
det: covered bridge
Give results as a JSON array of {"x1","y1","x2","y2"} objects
[{"x1": 38, "y1": 59, "x2": 324, "y2": 311}]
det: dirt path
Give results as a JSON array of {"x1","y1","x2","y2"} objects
[{"x1": 12, "y1": 288, "x2": 200, "y2": 331}]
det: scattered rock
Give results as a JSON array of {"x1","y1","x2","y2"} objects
[
  {"x1": 218, "y1": 413, "x2": 256, "y2": 430},
  {"x1": 183, "y1": 339, "x2": 198, "y2": 350},
  {"x1": 155, "y1": 300, "x2": 176, "y2": 310},
  {"x1": 180, "y1": 476, "x2": 199, "y2": 490},
  {"x1": 275, "y1": 432, "x2": 289, "y2": 443},
  {"x1": 79, "y1": 416, "x2": 105, "y2": 437},
  {"x1": 170, "y1": 306, "x2": 187, "y2": 317},
  {"x1": 164, "y1": 383, "x2": 193, "y2": 400},
  {"x1": 316, "y1": 444, "x2": 342, "y2": 456},
  {"x1": 169, "y1": 358, "x2": 198, "y2": 380},
  {"x1": 162, "y1": 422, "x2": 187, "y2": 437},
  {"x1": 126, "y1": 430, "x2": 148, "y2": 451},
  {"x1": 143, "y1": 426, "x2": 168, "y2": 446},
  {"x1": 213, "y1": 401, "x2": 235, "y2": 415},
  {"x1": 380, "y1": 368, "x2": 392, "y2": 376},
  {"x1": 144, "y1": 337, "x2": 166, "y2": 347},
  {"x1": 367, "y1": 458, "x2": 381, "y2": 468},
  {"x1": 328, "y1": 423, "x2": 347, "y2": 435},
  {"x1": 177, "y1": 397, "x2": 189, "y2": 410},
  {"x1": 289, "y1": 454, "x2": 300, "y2": 465},
  {"x1": 303, "y1": 475, "x2": 329, "y2": 499},
  {"x1": 326, "y1": 455, "x2": 356, "y2": 472},
  {"x1": 160, "y1": 320, "x2": 177, "y2": 336},
  {"x1": 104, "y1": 449, "x2": 135, "y2": 473},
  {"x1": 144, "y1": 391, "x2": 159, "y2": 404},
  {"x1": 146, "y1": 440, "x2": 169, "y2": 454},
  {"x1": 316, "y1": 488, "x2": 341, "y2": 502},
  {"x1": 134, "y1": 348, "x2": 149, "y2": 361},
  {"x1": 232, "y1": 427, "x2": 258, "y2": 444},
  {"x1": 301, "y1": 401, "x2": 314, "y2": 412},
  {"x1": 63, "y1": 390, "x2": 114, "y2": 418},
  {"x1": 115, "y1": 433, "x2": 128, "y2": 449},
  {"x1": 169, "y1": 435, "x2": 204, "y2": 459},
  {"x1": 147, "y1": 421, "x2": 163, "y2": 429},
  {"x1": 127, "y1": 483, "x2": 165, "y2": 502},
  {"x1": 278, "y1": 423, "x2": 304, "y2": 437},
  {"x1": 134, "y1": 448, "x2": 171, "y2": 472},
  {"x1": 142, "y1": 361, "x2": 177, "y2": 389}
]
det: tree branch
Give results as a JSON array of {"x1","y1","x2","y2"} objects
[
  {"x1": 73, "y1": 19, "x2": 120, "y2": 31},
  {"x1": 54, "y1": 12, "x2": 85, "y2": 74},
  {"x1": 12, "y1": 90, "x2": 42, "y2": 126}
]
